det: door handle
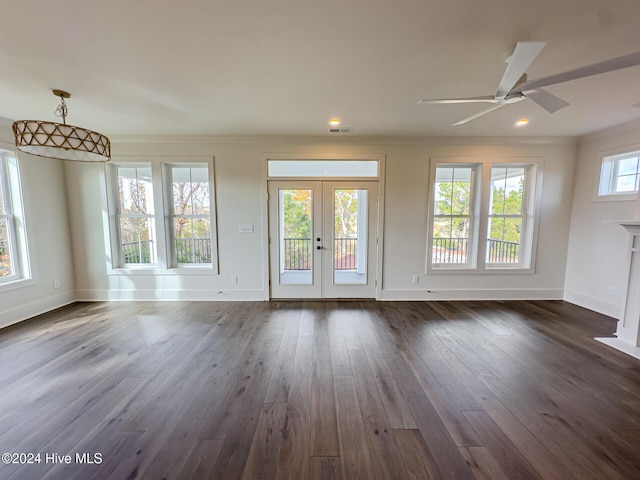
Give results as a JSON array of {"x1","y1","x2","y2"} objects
[{"x1": 316, "y1": 245, "x2": 323, "y2": 250}]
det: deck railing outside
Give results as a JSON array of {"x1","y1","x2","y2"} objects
[
  {"x1": 122, "y1": 240, "x2": 153, "y2": 264},
  {"x1": 121, "y1": 238, "x2": 212, "y2": 264},
  {"x1": 175, "y1": 238, "x2": 212, "y2": 264},
  {"x1": 432, "y1": 237, "x2": 520, "y2": 264},
  {"x1": 486, "y1": 238, "x2": 519, "y2": 263},
  {"x1": 283, "y1": 237, "x2": 357, "y2": 270},
  {"x1": 432, "y1": 237, "x2": 468, "y2": 264}
]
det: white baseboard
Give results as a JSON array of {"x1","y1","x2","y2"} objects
[
  {"x1": 595, "y1": 337, "x2": 640, "y2": 361},
  {"x1": 0, "y1": 291, "x2": 76, "y2": 329},
  {"x1": 563, "y1": 289, "x2": 620, "y2": 319},
  {"x1": 75, "y1": 288, "x2": 266, "y2": 302},
  {"x1": 380, "y1": 288, "x2": 564, "y2": 301}
]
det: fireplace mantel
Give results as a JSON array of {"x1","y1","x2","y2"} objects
[{"x1": 596, "y1": 222, "x2": 640, "y2": 360}]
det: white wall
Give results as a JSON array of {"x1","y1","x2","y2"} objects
[
  {"x1": 0, "y1": 117, "x2": 75, "y2": 328},
  {"x1": 564, "y1": 119, "x2": 640, "y2": 318},
  {"x1": 66, "y1": 135, "x2": 577, "y2": 302}
]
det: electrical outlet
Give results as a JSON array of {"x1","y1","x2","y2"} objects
[
  {"x1": 608, "y1": 286, "x2": 616, "y2": 296},
  {"x1": 53, "y1": 280, "x2": 61, "y2": 289},
  {"x1": 412, "y1": 275, "x2": 419, "y2": 284}
]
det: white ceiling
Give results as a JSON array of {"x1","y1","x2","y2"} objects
[{"x1": 1, "y1": 0, "x2": 640, "y2": 138}]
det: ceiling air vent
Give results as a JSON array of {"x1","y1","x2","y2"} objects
[{"x1": 329, "y1": 127, "x2": 353, "y2": 133}]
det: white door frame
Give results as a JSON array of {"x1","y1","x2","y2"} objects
[{"x1": 260, "y1": 153, "x2": 386, "y2": 300}]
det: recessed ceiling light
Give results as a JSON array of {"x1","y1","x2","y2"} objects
[
  {"x1": 515, "y1": 118, "x2": 529, "y2": 127},
  {"x1": 328, "y1": 118, "x2": 341, "y2": 126}
]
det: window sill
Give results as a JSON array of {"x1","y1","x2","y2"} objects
[
  {"x1": 593, "y1": 192, "x2": 637, "y2": 203},
  {"x1": 428, "y1": 267, "x2": 534, "y2": 275},
  {"x1": 108, "y1": 266, "x2": 217, "y2": 276},
  {"x1": 0, "y1": 277, "x2": 37, "y2": 293}
]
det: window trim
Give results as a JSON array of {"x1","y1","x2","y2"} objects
[
  {"x1": 429, "y1": 163, "x2": 482, "y2": 270},
  {"x1": 105, "y1": 157, "x2": 219, "y2": 275},
  {"x1": 595, "y1": 147, "x2": 640, "y2": 201},
  {"x1": 163, "y1": 163, "x2": 216, "y2": 268},
  {"x1": 427, "y1": 157, "x2": 543, "y2": 275},
  {"x1": 107, "y1": 163, "x2": 158, "y2": 268},
  {"x1": 485, "y1": 164, "x2": 538, "y2": 269},
  {"x1": 0, "y1": 148, "x2": 31, "y2": 288}
]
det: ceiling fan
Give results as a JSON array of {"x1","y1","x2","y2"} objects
[{"x1": 418, "y1": 42, "x2": 640, "y2": 126}]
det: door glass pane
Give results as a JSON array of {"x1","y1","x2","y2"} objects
[
  {"x1": 279, "y1": 189, "x2": 312, "y2": 285},
  {"x1": 333, "y1": 189, "x2": 367, "y2": 285}
]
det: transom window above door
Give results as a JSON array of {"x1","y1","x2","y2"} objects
[{"x1": 266, "y1": 158, "x2": 380, "y2": 179}]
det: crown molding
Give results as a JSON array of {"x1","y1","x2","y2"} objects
[{"x1": 109, "y1": 134, "x2": 577, "y2": 146}]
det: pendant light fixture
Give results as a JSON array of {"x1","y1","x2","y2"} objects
[{"x1": 13, "y1": 89, "x2": 111, "y2": 162}]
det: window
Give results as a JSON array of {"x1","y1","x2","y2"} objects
[
  {"x1": 431, "y1": 165, "x2": 479, "y2": 267},
  {"x1": 167, "y1": 165, "x2": 213, "y2": 266},
  {"x1": 487, "y1": 165, "x2": 536, "y2": 268},
  {"x1": 598, "y1": 150, "x2": 640, "y2": 197},
  {"x1": 267, "y1": 160, "x2": 379, "y2": 177},
  {"x1": 114, "y1": 165, "x2": 157, "y2": 266},
  {"x1": 106, "y1": 158, "x2": 218, "y2": 272},
  {"x1": 428, "y1": 158, "x2": 540, "y2": 272},
  {"x1": 0, "y1": 150, "x2": 29, "y2": 284}
]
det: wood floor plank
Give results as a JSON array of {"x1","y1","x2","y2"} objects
[
  {"x1": 328, "y1": 308, "x2": 353, "y2": 376},
  {"x1": 364, "y1": 345, "x2": 418, "y2": 429},
  {"x1": 309, "y1": 456, "x2": 342, "y2": 480},
  {"x1": 209, "y1": 342, "x2": 280, "y2": 479},
  {"x1": 389, "y1": 334, "x2": 483, "y2": 447},
  {"x1": 393, "y1": 429, "x2": 441, "y2": 480},
  {"x1": 458, "y1": 446, "x2": 510, "y2": 480},
  {"x1": 463, "y1": 410, "x2": 543, "y2": 480},
  {"x1": 439, "y1": 354, "x2": 577, "y2": 480},
  {"x1": 264, "y1": 307, "x2": 301, "y2": 403},
  {"x1": 348, "y1": 349, "x2": 410, "y2": 479},
  {"x1": 276, "y1": 331, "x2": 313, "y2": 480},
  {"x1": 1, "y1": 299, "x2": 640, "y2": 480},
  {"x1": 386, "y1": 353, "x2": 477, "y2": 479},
  {"x1": 333, "y1": 375, "x2": 375, "y2": 480},
  {"x1": 241, "y1": 402, "x2": 288, "y2": 480},
  {"x1": 310, "y1": 303, "x2": 340, "y2": 457}
]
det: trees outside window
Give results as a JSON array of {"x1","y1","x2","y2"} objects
[
  {"x1": 429, "y1": 160, "x2": 538, "y2": 272},
  {"x1": 0, "y1": 156, "x2": 15, "y2": 279},
  {"x1": 108, "y1": 160, "x2": 217, "y2": 270},
  {"x1": 0, "y1": 151, "x2": 28, "y2": 284},
  {"x1": 116, "y1": 166, "x2": 156, "y2": 265},
  {"x1": 432, "y1": 166, "x2": 477, "y2": 266},
  {"x1": 280, "y1": 189, "x2": 312, "y2": 270},
  {"x1": 487, "y1": 167, "x2": 526, "y2": 264},
  {"x1": 169, "y1": 166, "x2": 212, "y2": 265}
]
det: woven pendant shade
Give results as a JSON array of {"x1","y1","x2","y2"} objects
[
  {"x1": 13, "y1": 120, "x2": 111, "y2": 162},
  {"x1": 12, "y1": 90, "x2": 111, "y2": 162}
]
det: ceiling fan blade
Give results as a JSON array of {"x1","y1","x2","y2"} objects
[
  {"x1": 452, "y1": 103, "x2": 507, "y2": 126},
  {"x1": 523, "y1": 88, "x2": 570, "y2": 113},
  {"x1": 418, "y1": 96, "x2": 499, "y2": 105},
  {"x1": 495, "y1": 41, "x2": 546, "y2": 99},
  {"x1": 513, "y1": 51, "x2": 640, "y2": 93}
]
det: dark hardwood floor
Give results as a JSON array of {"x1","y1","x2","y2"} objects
[{"x1": 1, "y1": 300, "x2": 640, "y2": 479}]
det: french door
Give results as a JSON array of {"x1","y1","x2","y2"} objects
[{"x1": 268, "y1": 181, "x2": 378, "y2": 298}]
